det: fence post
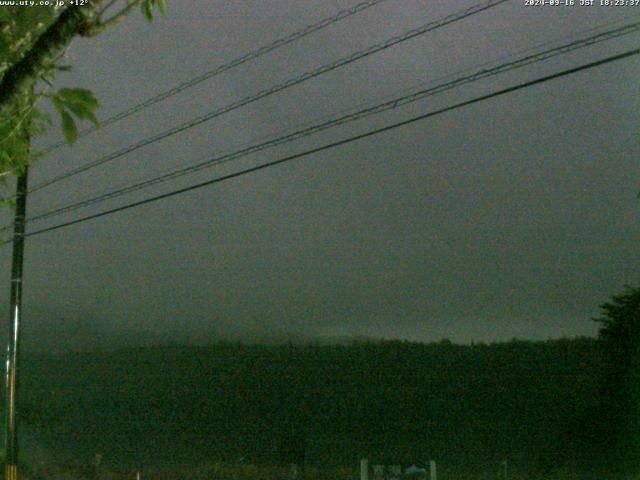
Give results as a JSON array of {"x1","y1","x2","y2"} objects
[
  {"x1": 361, "y1": 458, "x2": 369, "y2": 480},
  {"x1": 429, "y1": 460, "x2": 436, "y2": 480}
]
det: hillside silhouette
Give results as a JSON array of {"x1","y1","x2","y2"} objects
[{"x1": 16, "y1": 337, "x2": 605, "y2": 477}]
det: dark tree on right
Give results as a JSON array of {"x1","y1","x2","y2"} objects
[{"x1": 593, "y1": 286, "x2": 640, "y2": 476}]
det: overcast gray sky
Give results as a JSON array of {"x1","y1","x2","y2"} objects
[{"x1": 1, "y1": 0, "x2": 639, "y2": 349}]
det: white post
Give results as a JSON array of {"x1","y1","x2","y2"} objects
[
  {"x1": 136, "y1": 471, "x2": 141, "y2": 480},
  {"x1": 361, "y1": 458, "x2": 369, "y2": 480},
  {"x1": 429, "y1": 460, "x2": 436, "y2": 480}
]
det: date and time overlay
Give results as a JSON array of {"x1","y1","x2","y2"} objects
[
  {"x1": 3, "y1": 0, "x2": 640, "y2": 8},
  {"x1": 526, "y1": 0, "x2": 640, "y2": 6}
]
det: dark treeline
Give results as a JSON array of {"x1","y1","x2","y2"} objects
[{"x1": 15, "y1": 336, "x2": 619, "y2": 477}]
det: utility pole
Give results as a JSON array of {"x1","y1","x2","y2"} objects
[{"x1": 4, "y1": 169, "x2": 29, "y2": 480}]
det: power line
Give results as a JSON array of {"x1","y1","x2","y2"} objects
[
  {"x1": 31, "y1": 13, "x2": 639, "y2": 221},
  {"x1": 36, "y1": 0, "x2": 391, "y2": 156},
  {"x1": 19, "y1": 20, "x2": 640, "y2": 227},
  {"x1": 28, "y1": 0, "x2": 509, "y2": 194},
  {"x1": 7, "y1": 46, "x2": 638, "y2": 244}
]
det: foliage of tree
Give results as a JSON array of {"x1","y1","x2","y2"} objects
[
  {"x1": 595, "y1": 285, "x2": 640, "y2": 354},
  {"x1": 593, "y1": 286, "x2": 640, "y2": 475},
  {"x1": 0, "y1": 0, "x2": 165, "y2": 199}
]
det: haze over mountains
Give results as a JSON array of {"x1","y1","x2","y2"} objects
[{"x1": 17, "y1": 312, "x2": 596, "y2": 354}]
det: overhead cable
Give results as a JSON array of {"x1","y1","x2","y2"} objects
[
  {"x1": 29, "y1": 0, "x2": 509, "y2": 194},
  {"x1": 6, "y1": 46, "x2": 637, "y2": 243},
  {"x1": 37, "y1": 0, "x2": 391, "y2": 155},
  {"x1": 21, "y1": 20, "x2": 640, "y2": 226}
]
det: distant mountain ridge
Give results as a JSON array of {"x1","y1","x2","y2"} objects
[{"x1": 17, "y1": 337, "x2": 602, "y2": 477}]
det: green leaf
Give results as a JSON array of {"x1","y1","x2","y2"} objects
[
  {"x1": 55, "y1": 88, "x2": 99, "y2": 127},
  {"x1": 142, "y1": 0, "x2": 153, "y2": 22},
  {"x1": 0, "y1": 150, "x2": 11, "y2": 167},
  {"x1": 63, "y1": 101, "x2": 99, "y2": 126},
  {"x1": 51, "y1": 96, "x2": 65, "y2": 114},
  {"x1": 156, "y1": 0, "x2": 167, "y2": 15},
  {"x1": 81, "y1": 110, "x2": 99, "y2": 127},
  {"x1": 60, "y1": 110, "x2": 78, "y2": 145},
  {"x1": 58, "y1": 88, "x2": 98, "y2": 111}
]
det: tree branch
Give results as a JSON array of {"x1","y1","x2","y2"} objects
[{"x1": 0, "y1": 1, "x2": 103, "y2": 110}]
